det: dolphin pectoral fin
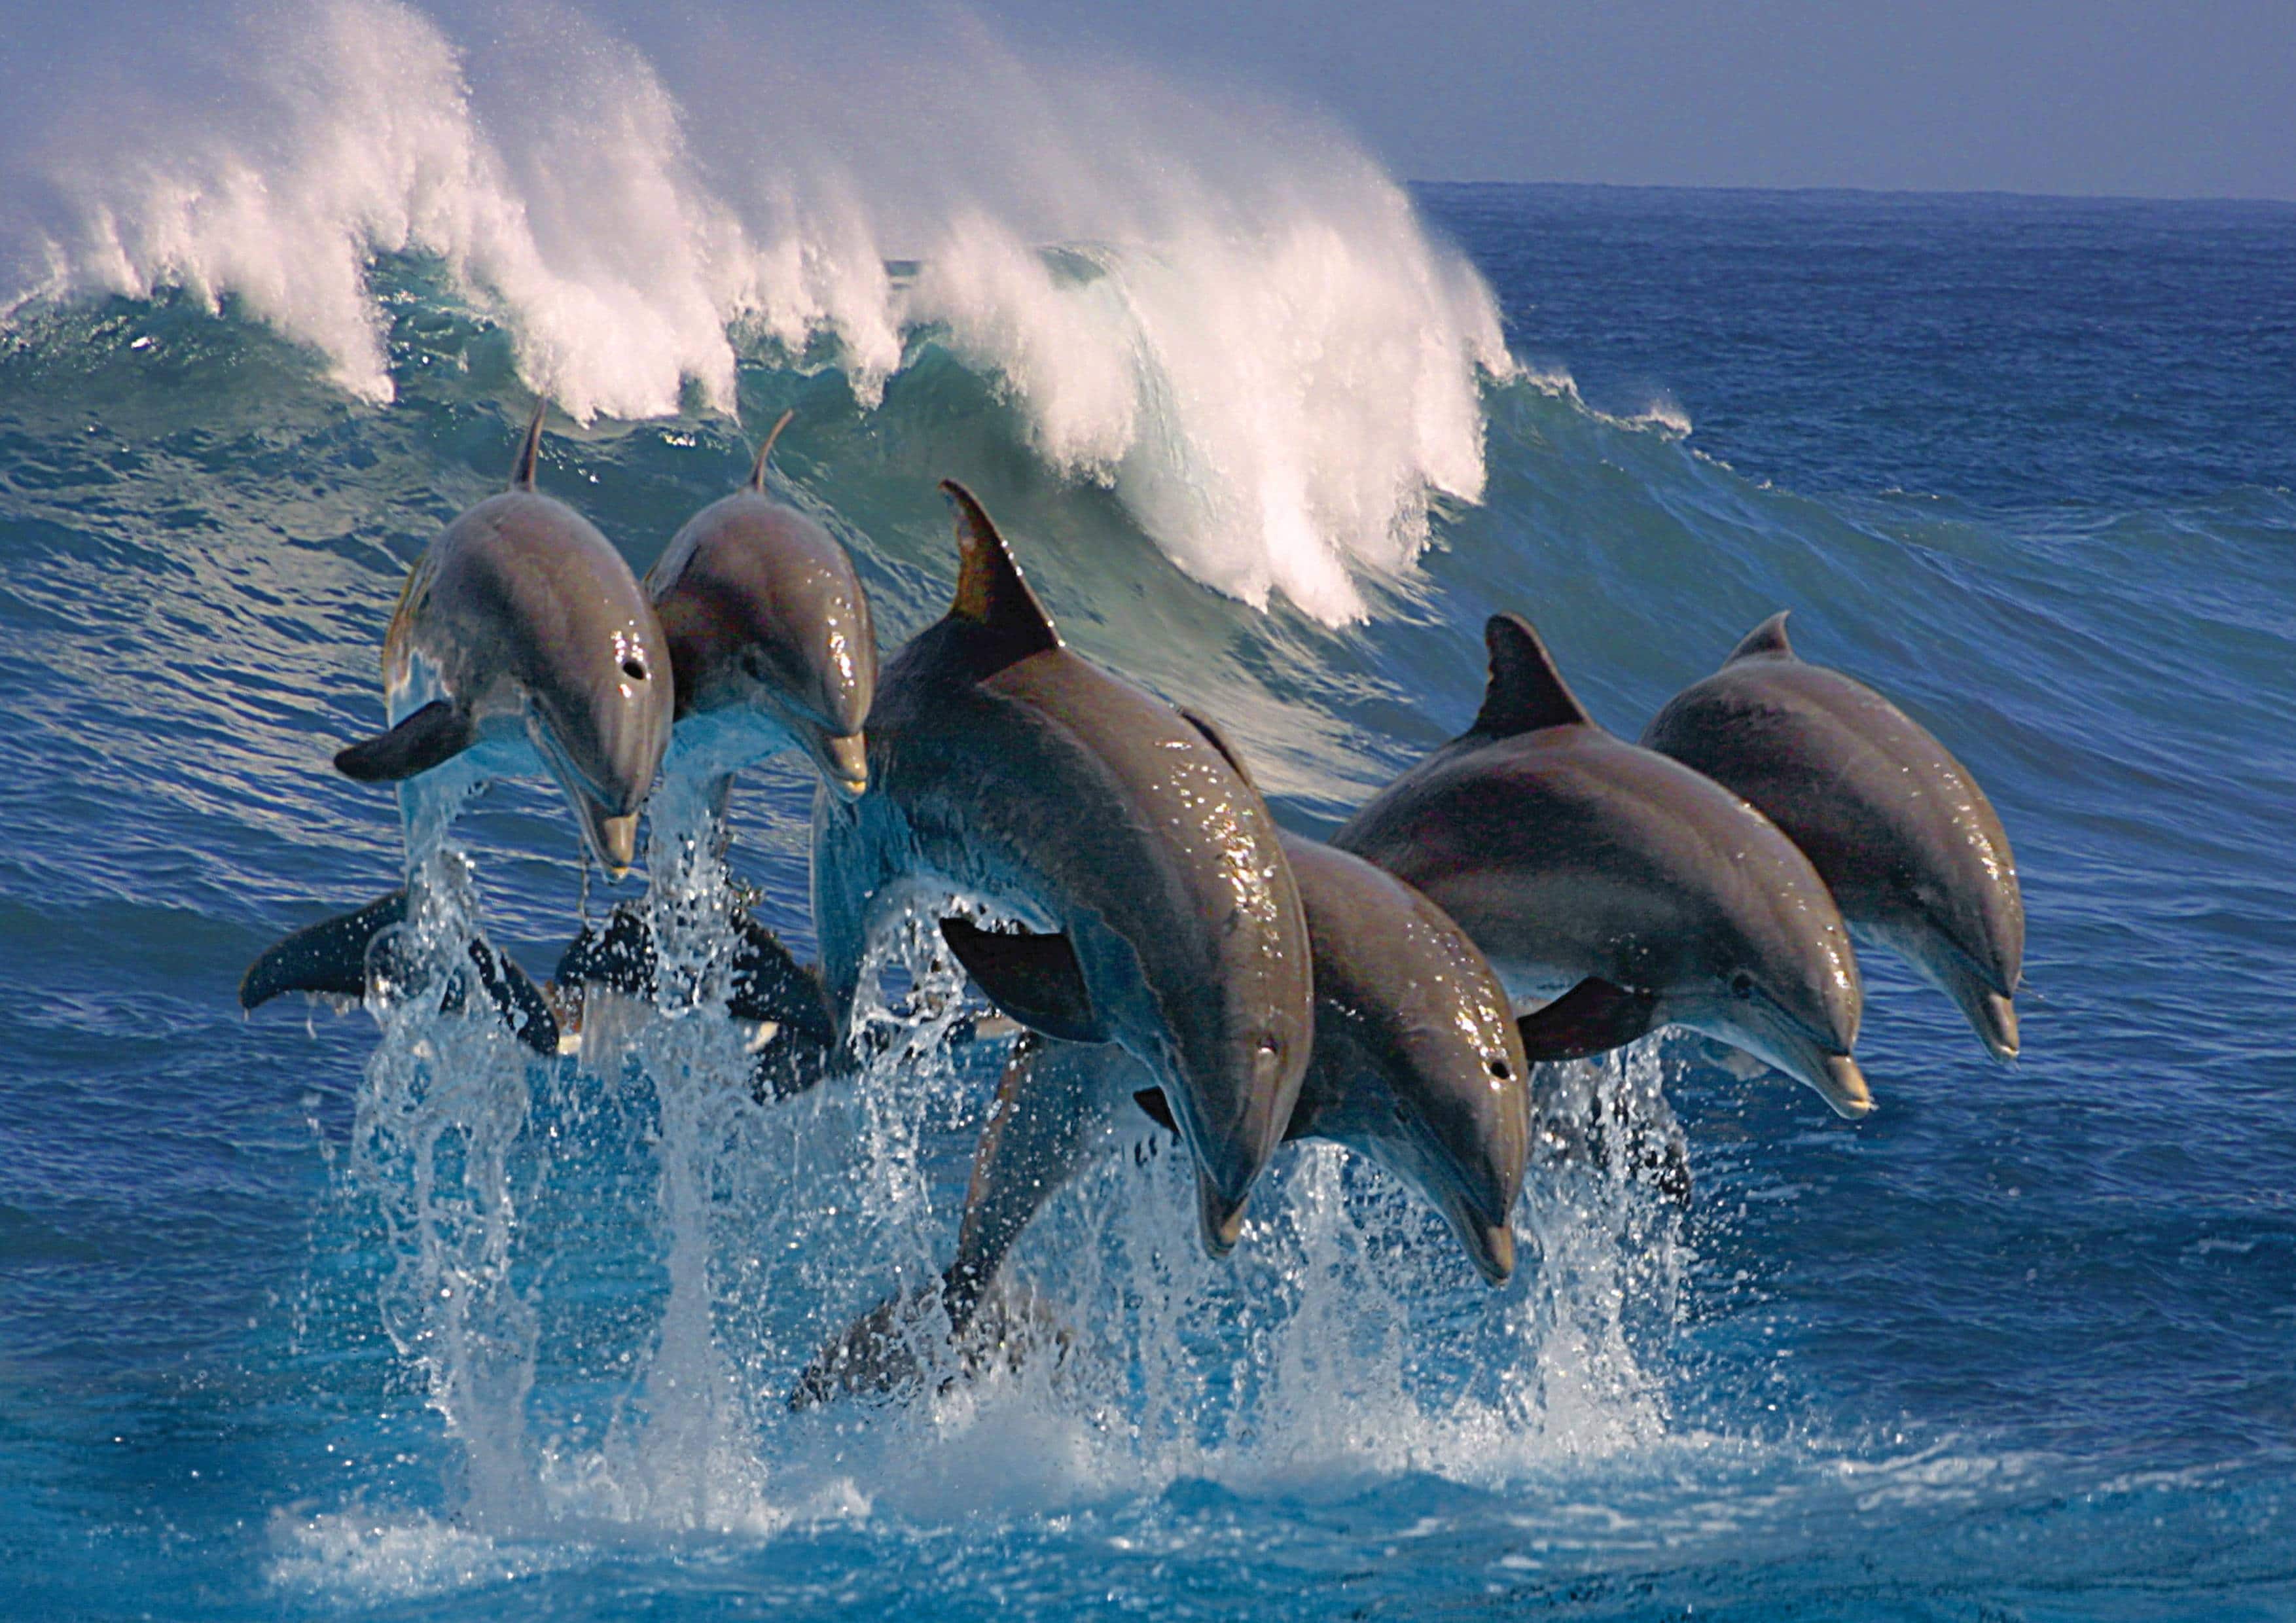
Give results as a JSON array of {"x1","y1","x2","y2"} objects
[
  {"x1": 1514, "y1": 978, "x2": 1662, "y2": 1062},
  {"x1": 333, "y1": 700, "x2": 476, "y2": 783},
  {"x1": 240, "y1": 891, "x2": 410, "y2": 1009},
  {"x1": 1132, "y1": 1088, "x2": 1178, "y2": 1134},
  {"x1": 938, "y1": 918, "x2": 1108, "y2": 1043}
]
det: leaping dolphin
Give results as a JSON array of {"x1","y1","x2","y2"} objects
[
  {"x1": 1335, "y1": 613, "x2": 1871, "y2": 1118},
  {"x1": 791, "y1": 811, "x2": 1532, "y2": 1409},
  {"x1": 645, "y1": 410, "x2": 876, "y2": 819},
  {"x1": 240, "y1": 403, "x2": 671, "y2": 1047},
  {"x1": 335, "y1": 401, "x2": 672, "y2": 876},
  {"x1": 1642, "y1": 611, "x2": 2024, "y2": 1060},
  {"x1": 810, "y1": 483, "x2": 1314, "y2": 1255},
  {"x1": 546, "y1": 410, "x2": 878, "y2": 1078}
]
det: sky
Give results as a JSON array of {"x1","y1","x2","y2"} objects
[{"x1": 975, "y1": 0, "x2": 2296, "y2": 202}]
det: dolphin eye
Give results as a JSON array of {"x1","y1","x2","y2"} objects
[
  {"x1": 1487, "y1": 1058, "x2": 1513, "y2": 1082},
  {"x1": 1730, "y1": 970, "x2": 1756, "y2": 1001},
  {"x1": 622, "y1": 658, "x2": 647, "y2": 681}
]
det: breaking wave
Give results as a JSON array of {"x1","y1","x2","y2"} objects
[{"x1": 0, "y1": 0, "x2": 1509, "y2": 622}]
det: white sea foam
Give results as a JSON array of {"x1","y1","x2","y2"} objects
[
  {"x1": 0, "y1": 0, "x2": 1511, "y2": 622},
  {"x1": 311, "y1": 888, "x2": 1695, "y2": 1558}
]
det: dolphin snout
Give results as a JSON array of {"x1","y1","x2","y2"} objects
[
  {"x1": 819, "y1": 732, "x2": 869, "y2": 800},
  {"x1": 1818, "y1": 1054, "x2": 1873, "y2": 1120},
  {"x1": 1196, "y1": 1171, "x2": 1251, "y2": 1258},
  {"x1": 1465, "y1": 1219, "x2": 1516, "y2": 1285},
  {"x1": 1971, "y1": 991, "x2": 2018, "y2": 1061},
  {"x1": 597, "y1": 812, "x2": 640, "y2": 880}
]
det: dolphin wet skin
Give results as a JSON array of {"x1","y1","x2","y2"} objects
[
  {"x1": 336, "y1": 401, "x2": 672, "y2": 878},
  {"x1": 1335, "y1": 613, "x2": 1871, "y2": 1118},
  {"x1": 790, "y1": 823, "x2": 1532, "y2": 1408},
  {"x1": 810, "y1": 482, "x2": 1314, "y2": 1255},
  {"x1": 241, "y1": 404, "x2": 672, "y2": 1046},
  {"x1": 1642, "y1": 611, "x2": 2024, "y2": 1060},
  {"x1": 546, "y1": 411, "x2": 880, "y2": 1079},
  {"x1": 645, "y1": 409, "x2": 876, "y2": 819}
]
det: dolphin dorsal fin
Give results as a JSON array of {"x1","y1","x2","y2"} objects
[
  {"x1": 1469, "y1": 613, "x2": 1594, "y2": 738},
  {"x1": 941, "y1": 480, "x2": 1060, "y2": 668},
  {"x1": 509, "y1": 399, "x2": 548, "y2": 491},
  {"x1": 1725, "y1": 611, "x2": 1796, "y2": 664},
  {"x1": 747, "y1": 408, "x2": 795, "y2": 492},
  {"x1": 1178, "y1": 709, "x2": 1260, "y2": 794}
]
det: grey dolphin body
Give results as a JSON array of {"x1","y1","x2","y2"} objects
[
  {"x1": 543, "y1": 413, "x2": 878, "y2": 1084},
  {"x1": 810, "y1": 483, "x2": 1314, "y2": 1254},
  {"x1": 1641, "y1": 612, "x2": 2024, "y2": 1060},
  {"x1": 240, "y1": 405, "x2": 670, "y2": 1044},
  {"x1": 1334, "y1": 613, "x2": 1871, "y2": 1118},
  {"x1": 646, "y1": 411, "x2": 876, "y2": 813},
  {"x1": 790, "y1": 825, "x2": 1532, "y2": 1408},
  {"x1": 335, "y1": 403, "x2": 672, "y2": 877}
]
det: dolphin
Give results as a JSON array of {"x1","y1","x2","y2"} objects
[
  {"x1": 336, "y1": 401, "x2": 672, "y2": 876},
  {"x1": 790, "y1": 811, "x2": 1532, "y2": 1409},
  {"x1": 645, "y1": 410, "x2": 876, "y2": 817},
  {"x1": 240, "y1": 402, "x2": 670, "y2": 1043},
  {"x1": 1641, "y1": 611, "x2": 2024, "y2": 1060},
  {"x1": 540, "y1": 411, "x2": 878, "y2": 1076},
  {"x1": 810, "y1": 483, "x2": 1314, "y2": 1255},
  {"x1": 1334, "y1": 613, "x2": 1871, "y2": 1118}
]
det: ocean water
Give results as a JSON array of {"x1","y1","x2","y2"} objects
[{"x1": 4, "y1": 7, "x2": 2295, "y2": 1618}]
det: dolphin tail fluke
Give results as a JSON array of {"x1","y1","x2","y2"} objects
[
  {"x1": 334, "y1": 699, "x2": 476, "y2": 783},
  {"x1": 509, "y1": 398, "x2": 549, "y2": 490},
  {"x1": 554, "y1": 902, "x2": 655, "y2": 997},
  {"x1": 1515, "y1": 977, "x2": 1662, "y2": 1063},
  {"x1": 728, "y1": 910, "x2": 840, "y2": 1100},
  {"x1": 747, "y1": 408, "x2": 796, "y2": 491},
  {"x1": 239, "y1": 891, "x2": 557, "y2": 1058},
  {"x1": 240, "y1": 890, "x2": 410, "y2": 1010},
  {"x1": 461, "y1": 937, "x2": 561, "y2": 1057},
  {"x1": 787, "y1": 1277, "x2": 1071, "y2": 1411},
  {"x1": 939, "y1": 918, "x2": 1108, "y2": 1043}
]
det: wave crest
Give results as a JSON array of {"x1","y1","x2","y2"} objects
[{"x1": 0, "y1": 0, "x2": 1510, "y2": 622}]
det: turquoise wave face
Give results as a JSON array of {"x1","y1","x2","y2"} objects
[{"x1": 3, "y1": 182, "x2": 2295, "y2": 1621}]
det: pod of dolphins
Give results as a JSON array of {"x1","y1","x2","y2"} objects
[{"x1": 243, "y1": 401, "x2": 2024, "y2": 1406}]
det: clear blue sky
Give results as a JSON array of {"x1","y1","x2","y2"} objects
[{"x1": 976, "y1": 0, "x2": 2296, "y2": 201}]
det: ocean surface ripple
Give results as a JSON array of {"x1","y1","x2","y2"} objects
[{"x1": 3, "y1": 8, "x2": 2295, "y2": 1619}]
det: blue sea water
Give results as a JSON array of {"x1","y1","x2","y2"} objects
[{"x1": 3, "y1": 14, "x2": 2295, "y2": 1618}]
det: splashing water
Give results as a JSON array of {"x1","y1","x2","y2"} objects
[{"x1": 325, "y1": 862, "x2": 1696, "y2": 1546}]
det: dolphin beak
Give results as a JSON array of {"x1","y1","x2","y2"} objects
[
  {"x1": 1965, "y1": 982, "x2": 2020, "y2": 1060},
  {"x1": 596, "y1": 812, "x2": 640, "y2": 880},
  {"x1": 1466, "y1": 1219, "x2": 1516, "y2": 1286},
  {"x1": 1971, "y1": 991, "x2": 2019, "y2": 1061},
  {"x1": 819, "y1": 732, "x2": 869, "y2": 800},
  {"x1": 1815, "y1": 1054, "x2": 1873, "y2": 1120},
  {"x1": 1196, "y1": 1171, "x2": 1249, "y2": 1259}
]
